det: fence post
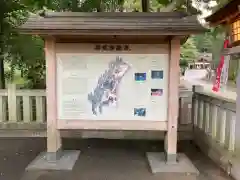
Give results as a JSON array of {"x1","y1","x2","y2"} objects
[
  {"x1": 7, "y1": 84, "x2": 17, "y2": 122},
  {"x1": 192, "y1": 85, "x2": 196, "y2": 126},
  {"x1": 23, "y1": 96, "x2": 32, "y2": 122},
  {"x1": 36, "y1": 96, "x2": 44, "y2": 122}
]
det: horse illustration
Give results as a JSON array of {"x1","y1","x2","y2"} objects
[{"x1": 88, "y1": 56, "x2": 130, "y2": 115}]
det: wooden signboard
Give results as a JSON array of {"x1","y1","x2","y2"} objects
[{"x1": 56, "y1": 43, "x2": 169, "y2": 130}]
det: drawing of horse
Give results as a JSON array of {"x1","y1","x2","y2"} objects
[{"x1": 88, "y1": 56, "x2": 130, "y2": 115}]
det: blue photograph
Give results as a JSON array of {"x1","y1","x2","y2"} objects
[
  {"x1": 151, "y1": 70, "x2": 163, "y2": 79},
  {"x1": 134, "y1": 108, "x2": 146, "y2": 117},
  {"x1": 135, "y1": 73, "x2": 146, "y2": 82}
]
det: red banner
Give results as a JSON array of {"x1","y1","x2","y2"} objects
[{"x1": 212, "y1": 39, "x2": 229, "y2": 92}]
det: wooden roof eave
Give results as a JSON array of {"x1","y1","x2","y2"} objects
[
  {"x1": 18, "y1": 28, "x2": 205, "y2": 37},
  {"x1": 206, "y1": 0, "x2": 240, "y2": 25},
  {"x1": 208, "y1": 13, "x2": 240, "y2": 26},
  {"x1": 19, "y1": 12, "x2": 206, "y2": 37}
]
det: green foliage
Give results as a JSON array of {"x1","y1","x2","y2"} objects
[
  {"x1": 0, "y1": 0, "x2": 27, "y2": 88},
  {"x1": 180, "y1": 59, "x2": 188, "y2": 67},
  {"x1": 0, "y1": 0, "x2": 46, "y2": 88},
  {"x1": 1, "y1": 0, "x2": 128, "y2": 89},
  {"x1": 192, "y1": 32, "x2": 213, "y2": 53},
  {"x1": 6, "y1": 34, "x2": 45, "y2": 88},
  {"x1": 181, "y1": 37, "x2": 199, "y2": 62},
  {"x1": 0, "y1": 0, "x2": 232, "y2": 89},
  {"x1": 192, "y1": 26, "x2": 226, "y2": 68},
  {"x1": 123, "y1": 0, "x2": 142, "y2": 12},
  {"x1": 228, "y1": 70, "x2": 237, "y2": 84}
]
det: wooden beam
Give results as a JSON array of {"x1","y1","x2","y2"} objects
[
  {"x1": 165, "y1": 38, "x2": 180, "y2": 163},
  {"x1": 45, "y1": 37, "x2": 62, "y2": 161},
  {"x1": 222, "y1": 45, "x2": 240, "y2": 55},
  {"x1": 58, "y1": 120, "x2": 168, "y2": 131}
]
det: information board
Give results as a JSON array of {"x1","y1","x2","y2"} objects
[{"x1": 57, "y1": 53, "x2": 168, "y2": 121}]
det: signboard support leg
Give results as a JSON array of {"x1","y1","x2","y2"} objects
[
  {"x1": 24, "y1": 37, "x2": 80, "y2": 171},
  {"x1": 45, "y1": 37, "x2": 62, "y2": 161},
  {"x1": 164, "y1": 38, "x2": 180, "y2": 163},
  {"x1": 146, "y1": 39, "x2": 199, "y2": 175}
]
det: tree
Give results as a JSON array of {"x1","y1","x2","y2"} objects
[
  {"x1": 192, "y1": 33, "x2": 213, "y2": 53},
  {"x1": 0, "y1": 0, "x2": 26, "y2": 88},
  {"x1": 4, "y1": 0, "x2": 126, "y2": 89},
  {"x1": 0, "y1": 0, "x2": 230, "y2": 89},
  {"x1": 181, "y1": 37, "x2": 199, "y2": 63}
]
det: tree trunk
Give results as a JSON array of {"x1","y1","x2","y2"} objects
[
  {"x1": 0, "y1": 18, "x2": 5, "y2": 89},
  {"x1": 141, "y1": 0, "x2": 149, "y2": 12},
  {"x1": 71, "y1": 0, "x2": 79, "y2": 11},
  {"x1": 97, "y1": 0, "x2": 103, "y2": 12},
  {"x1": 0, "y1": 57, "x2": 5, "y2": 89}
]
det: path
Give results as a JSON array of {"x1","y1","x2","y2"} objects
[{"x1": 0, "y1": 138, "x2": 233, "y2": 180}]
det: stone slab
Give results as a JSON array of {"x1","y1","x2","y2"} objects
[
  {"x1": 146, "y1": 152, "x2": 199, "y2": 175},
  {"x1": 26, "y1": 150, "x2": 80, "y2": 171}
]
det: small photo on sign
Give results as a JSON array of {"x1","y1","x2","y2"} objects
[
  {"x1": 134, "y1": 108, "x2": 146, "y2": 117},
  {"x1": 135, "y1": 73, "x2": 146, "y2": 82},
  {"x1": 151, "y1": 89, "x2": 163, "y2": 96},
  {"x1": 151, "y1": 70, "x2": 163, "y2": 79}
]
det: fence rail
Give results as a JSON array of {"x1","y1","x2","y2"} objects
[
  {"x1": 192, "y1": 85, "x2": 238, "y2": 176},
  {"x1": 193, "y1": 92, "x2": 236, "y2": 151},
  {"x1": 0, "y1": 84, "x2": 46, "y2": 125},
  {"x1": 0, "y1": 84, "x2": 193, "y2": 138}
]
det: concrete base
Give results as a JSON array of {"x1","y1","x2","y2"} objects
[
  {"x1": 26, "y1": 150, "x2": 80, "y2": 171},
  {"x1": 146, "y1": 152, "x2": 199, "y2": 175}
]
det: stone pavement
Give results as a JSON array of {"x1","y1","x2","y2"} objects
[{"x1": 0, "y1": 138, "x2": 233, "y2": 180}]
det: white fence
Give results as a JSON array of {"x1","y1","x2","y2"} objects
[
  {"x1": 0, "y1": 84, "x2": 193, "y2": 138},
  {"x1": 0, "y1": 84, "x2": 46, "y2": 130},
  {"x1": 192, "y1": 85, "x2": 238, "y2": 177}
]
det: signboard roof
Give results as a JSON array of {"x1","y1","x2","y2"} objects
[{"x1": 19, "y1": 12, "x2": 205, "y2": 36}]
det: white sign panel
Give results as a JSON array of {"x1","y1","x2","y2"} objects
[{"x1": 57, "y1": 54, "x2": 168, "y2": 121}]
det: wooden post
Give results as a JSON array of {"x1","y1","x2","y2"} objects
[
  {"x1": 36, "y1": 96, "x2": 44, "y2": 122},
  {"x1": 211, "y1": 105, "x2": 218, "y2": 139},
  {"x1": 23, "y1": 96, "x2": 32, "y2": 122},
  {"x1": 192, "y1": 86, "x2": 198, "y2": 126},
  {"x1": 235, "y1": 71, "x2": 240, "y2": 155},
  {"x1": 165, "y1": 38, "x2": 180, "y2": 163},
  {"x1": 219, "y1": 109, "x2": 227, "y2": 145},
  {"x1": 8, "y1": 84, "x2": 17, "y2": 122},
  {"x1": 45, "y1": 37, "x2": 62, "y2": 161},
  {"x1": 0, "y1": 92, "x2": 7, "y2": 122},
  {"x1": 204, "y1": 103, "x2": 210, "y2": 133}
]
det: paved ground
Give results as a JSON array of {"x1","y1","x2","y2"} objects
[{"x1": 0, "y1": 138, "x2": 233, "y2": 180}]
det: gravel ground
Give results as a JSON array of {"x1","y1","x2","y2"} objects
[{"x1": 0, "y1": 138, "x2": 233, "y2": 180}]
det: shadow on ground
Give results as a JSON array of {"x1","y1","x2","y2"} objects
[{"x1": 0, "y1": 138, "x2": 233, "y2": 180}]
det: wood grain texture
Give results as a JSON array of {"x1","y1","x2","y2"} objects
[
  {"x1": 45, "y1": 37, "x2": 62, "y2": 153},
  {"x1": 165, "y1": 38, "x2": 180, "y2": 159},
  {"x1": 19, "y1": 12, "x2": 205, "y2": 36}
]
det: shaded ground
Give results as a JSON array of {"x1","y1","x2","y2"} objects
[{"x1": 0, "y1": 138, "x2": 233, "y2": 180}]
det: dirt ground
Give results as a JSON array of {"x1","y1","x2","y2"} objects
[{"x1": 0, "y1": 138, "x2": 233, "y2": 180}]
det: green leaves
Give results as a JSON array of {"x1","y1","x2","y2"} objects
[
  {"x1": 181, "y1": 37, "x2": 199, "y2": 62},
  {"x1": 155, "y1": 0, "x2": 171, "y2": 6},
  {"x1": 0, "y1": 0, "x2": 231, "y2": 88}
]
